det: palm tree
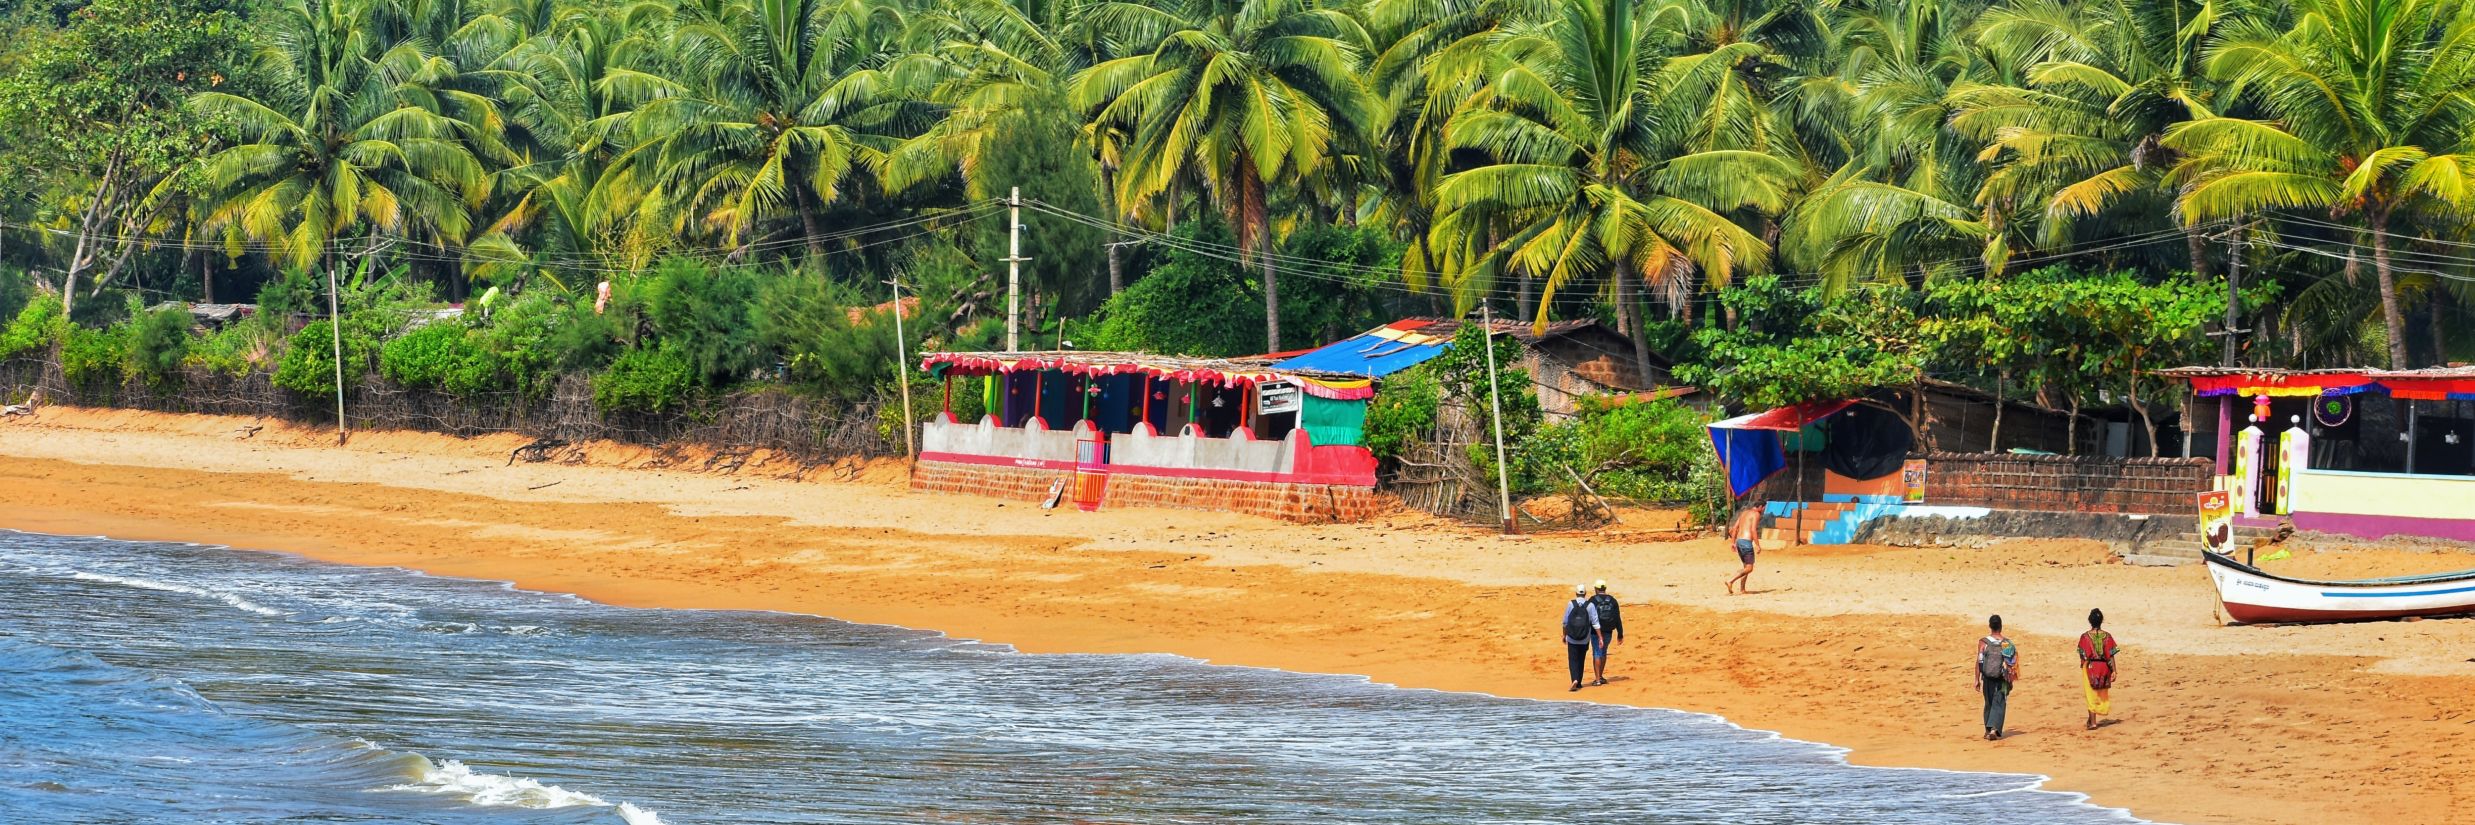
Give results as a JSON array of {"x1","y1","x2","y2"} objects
[
  {"x1": 1431, "y1": 0, "x2": 1796, "y2": 377},
  {"x1": 1956, "y1": 0, "x2": 2243, "y2": 277},
  {"x1": 1070, "y1": 0, "x2": 1381, "y2": 351},
  {"x1": 186, "y1": 0, "x2": 496, "y2": 271},
  {"x1": 618, "y1": 0, "x2": 921, "y2": 261},
  {"x1": 2164, "y1": 0, "x2": 2475, "y2": 368}
]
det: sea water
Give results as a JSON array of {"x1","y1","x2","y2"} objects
[{"x1": 0, "y1": 530, "x2": 2148, "y2": 824}]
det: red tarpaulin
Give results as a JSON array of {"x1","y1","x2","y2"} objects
[{"x1": 1711, "y1": 399, "x2": 1857, "y2": 432}]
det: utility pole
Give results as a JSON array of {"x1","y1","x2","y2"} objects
[
  {"x1": 1005, "y1": 186, "x2": 1027, "y2": 352},
  {"x1": 887, "y1": 278, "x2": 917, "y2": 463},
  {"x1": 328, "y1": 261, "x2": 347, "y2": 445},
  {"x1": 1481, "y1": 303, "x2": 1516, "y2": 535}
]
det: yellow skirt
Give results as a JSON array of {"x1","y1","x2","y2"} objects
[{"x1": 2083, "y1": 671, "x2": 2111, "y2": 716}]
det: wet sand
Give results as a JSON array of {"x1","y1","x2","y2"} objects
[{"x1": 3, "y1": 406, "x2": 2471, "y2": 825}]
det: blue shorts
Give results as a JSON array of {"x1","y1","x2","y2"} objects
[
  {"x1": 1735, "y1": 538, "x2": 1757, "y2": 565},
  {"x1": 1589, "y1": 631, "x2": 1610, "y2": 659}
]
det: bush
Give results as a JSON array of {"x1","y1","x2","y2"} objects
[
  {"x1": 592, "y1": 346, "x2": 694, "y2": 413},
  {"x1": 121, "y1": 306, "x2": 194, "y2": 386},
  {"x1": 58, "y1": 323, "x2": 128, "y2": 387},
  {"x1": 0, "y1": 293, "x2": 66, "y2": 359},
  {"x1": 378, "y1": 321, "x2": 477, "y2": 390},
  {"x1": 625, "y1": 258, "x2": 763, "y2": 386},
  {"x1": 187, "y1": 322, "x2": 268, "y2": 377},
  {"x1": 1566, "y1": 397, "x2": 1715, "y2": 504},
  {"x1": 272, "y1": 320, "x2": 369, "y2": 398},
  {"x1": 1362, "y1": 364, "x2": 1439, "y2": 461}
]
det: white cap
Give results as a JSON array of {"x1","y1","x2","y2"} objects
[{"x1": 1574, "y1": 584, "x2": 1589, "y2": 596}]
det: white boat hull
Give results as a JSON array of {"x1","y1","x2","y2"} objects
[{"x1": 2204, "y1": 552, "x2": 2475, "y2": 624}]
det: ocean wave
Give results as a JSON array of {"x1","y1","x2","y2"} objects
[
  {"x1": 384, "y1": 756, "x2": 666, "y2": 824},
  {"x1": 63, "y1": 570, "x2": 288, "y2": 617}
]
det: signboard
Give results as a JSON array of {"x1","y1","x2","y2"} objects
[
  {"x1": 2196, "y1": 491, "x2": 2233, "y2": 555},
  {"x1": 1256, "y1": 380, "x2": 1301, "y2": 416},
  {"x1": 1900, "y1": 459, "x2": 1927, "y2": 503}
]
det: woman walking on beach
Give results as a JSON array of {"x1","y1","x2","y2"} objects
[{"x1": 2078, "y1": 609, "x2": 2120, "y2": 730}]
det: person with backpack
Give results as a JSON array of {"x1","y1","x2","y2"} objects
[
  {"x1": 2078, "y1": 608, "x2": 2120, "y2": 730},
  {"x1": 1560, "y1": 585, "x2": 1603, "y2": 692},
  {"x1": 1586, "y1": 580, "x2": 1624, "y2": 686},
  {"x1": 1974, "y1": 614, "x2": 2018, "y2": 740}
]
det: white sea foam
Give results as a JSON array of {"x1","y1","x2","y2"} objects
[
  {"x1": 64, "y1": 571, "x2": 287, "y2": 617},
  {"x1": 385, "y1": 757, "x2": 665, "y2": 824}
]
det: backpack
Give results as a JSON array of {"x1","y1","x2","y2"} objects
[
  {"x1": 1563, "y1": 601, "x2": 1594, "y2": 642},
  {"x1": 1588, "y1": 593, "x2": 1622, "y2": 633},
  {"x1": 2079, "y1": 631, "x2": 2118, "y2": 689},
  {"x1": 1977, "y1": 636, "x2": 2012, "y2": 682}
]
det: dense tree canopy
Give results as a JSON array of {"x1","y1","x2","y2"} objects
[{"x1": 0, "y1": 0, "x2": 2471, "y2": 414}]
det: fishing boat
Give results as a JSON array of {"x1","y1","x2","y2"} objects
[{"x1": 2204, "y1": 551, "x2": 2475, "y2": 624}]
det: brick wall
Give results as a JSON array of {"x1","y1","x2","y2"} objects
[
  {"x1": 910, "y1": 460, "x2": 1386, "y2": 523},
  {"x1": 1917, "y1": 451, "x2": 2211, "y2": 515}
]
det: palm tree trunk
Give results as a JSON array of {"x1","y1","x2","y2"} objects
[
  {"x1": 1240, "y1": 169, "x2": 1279, "y2": 352},
  {"x1": 2185, "y1": 227, "x2": 2212, "y2": 280},
  {"x1": 1102, "y1": 164, "x2": 1124, "y2": 296},
  {"x1": 797, "y1": 196, "x2": 827, "y2": 261},
  {"x1": 1616, "y1": 260, "x2": 1652, "y2": 384},
  {"x1": 1990, "y1": 371, "x2": 2006, "y2": 452},
  {"x1": 2429, "y1": 289, "x2": 2450, "y2": 365},
  {"x1": 1517, "y1": 274, "x2": 1533, "y2": 321},
  {"x1": 2369, "y1": 210, "x2": 2410, "y2": 369}
]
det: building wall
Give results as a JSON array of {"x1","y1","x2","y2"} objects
[
  {"x1": 2290, "y1": 468, "x2": 2475, "y2": 542},
  {"x1": 1914, "y1": 452, "x2": 2212, "y2": 515},
  {"x1": 910, "y1": 460, "x2": 1386, "y2": 523}
]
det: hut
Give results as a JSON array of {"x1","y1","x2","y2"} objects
[
  {"x1": 2160, "y1": 366, "x2": 2475, "y2": 543},
  {"x1": 912, "y1": 351, "x2": 1383, "y2": 522}
]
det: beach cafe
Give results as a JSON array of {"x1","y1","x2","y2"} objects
[
  {"x1": 2161, "y1": 366, "x2": 2475, "y2": 543},
  {"x1": 910, "y1": 350, "x2": 1384, "y2": 520}
]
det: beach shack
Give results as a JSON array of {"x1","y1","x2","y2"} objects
[
  {"x1": 911, "y1": 351, "x2": 1385, "y2": 522},
  {"x1": 2162, "y1": 367, "x2": 2475, "y2": 543}
]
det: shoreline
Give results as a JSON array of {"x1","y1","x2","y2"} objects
[
  {"x1": 0, "y1": 524, "x2": 2147, "y2": 824},
  {"x1": 4, "y1": 406, "x2": 2472, "y2": 825}
]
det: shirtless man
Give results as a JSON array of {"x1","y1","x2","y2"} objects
[{"x1": 1725, "y1": 506, "x2": 1760, "y2": 595}]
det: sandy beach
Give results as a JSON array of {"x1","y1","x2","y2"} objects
[{"x1": 4, "y1": 406, "x2": 2471, "y2": 825}]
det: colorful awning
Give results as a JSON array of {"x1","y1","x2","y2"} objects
[
  {"x1": 1710, "y1": 399, "x2": 1857, "y2": 431},
  {"x1": 920, "y1": 352, "x2": 1375, "y2": 400}
]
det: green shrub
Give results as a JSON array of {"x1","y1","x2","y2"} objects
[
  {"x1": 592, "y1": 346, "x2": 694, "y2": 413},
  {"x1": 272, "y1": 320, "x2": 369, "y2": 398},
  {"x1": 58, "y1": 323, "x2": 128, "y2": 387},
  {"x1": 121, "y1": 306, "x2": 194, "y2": 386},
  {"x1": 187, "y1": 322, "x2": 268, "y2": 377},
  {"x1": 627, "y1": 258, "x2": 762, "y2": 386},
  {"x1": 1362, "y1": 364, "x2": 1439, "y2": 461},
  {"x1": 0, "y1": 293, "x2": 66, "y2": 359},
  {"x1": 378, "y1": 321, "x2": 476, "y2": 390}
]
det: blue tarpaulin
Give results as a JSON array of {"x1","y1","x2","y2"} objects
[
  {"x1": 1707, "y1": 400, "x2": 1856, "y2": 497},
  {"x1": 1268, "y1": 323, "x2": 1452, "y2": 377}
]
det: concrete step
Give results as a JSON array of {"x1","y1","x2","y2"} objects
[
  {"x1": 2135, "y1": 541, "x2": 2207, "y2": 560},
  {"x1": 2122, "y1": 553, "x2": 2199, "y2": 567}
]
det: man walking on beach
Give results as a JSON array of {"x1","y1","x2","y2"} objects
[
  {"x1": 1561, "y1": 585, "x2": 1602, "y2": 692},
  {"x1": 1975, "y1": 615, "x2": 2018, "y2": 740},
  {"x1": 1725, "y1": 506, "x2": 1760, "y2": 595},
  {"x1": 2079, "y1": 608, "x2": 2120, "y2": 731},
  {"x1": 1586, "y1": 580, "x2": 1623, "y2": 685}
]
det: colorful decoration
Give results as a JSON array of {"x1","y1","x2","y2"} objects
[
  {"x1": 2313, "y1": 395, "x2": 2353, "y2": 427},
  {"x1": 2277, "y1": 420, "x2": 2310, "y2": 515},
  {"x1": 2252, "y1": 393, "x2": 2272, "y2": 423},
  {"x1": 918, "y1": 352, "x2": 1376, "y2": 400}
]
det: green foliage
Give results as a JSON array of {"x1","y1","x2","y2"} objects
[
  {"x1": 966, "y1": 109, "x2": 1106, "y2": 318},
  {"x1": 0, "y1": 292, "x2": 65, "y2": 359},
  {"x1": 1565, "y1": 397, "x2": 1717, "y2": 504},
  {"x1": 621, "y1": 258, "x2": 764, "y2": 387},
  {"x1": 120, "y1": 304, "x2": 192, "y2": 386},
  {"x1": 378, "y1": 321, "x2": 476, "y2": 390},
  {"x1": 1081, "y1": 222, "x2": 1268, "y2": 357},
  {"x1": 272, "y1": 321, "x2": 371, "y2": 398},
  {"x1": 57, "y1": 321, "x2": 126, "y2": 387},
  {"x1": 751, "y1": 274, "x2": 911, "y2": 403},
  {"x1": 185, "y1": 321, "x2": 266, "y2": 377},
  {"x1": 1678, "y1": 277, "x2": 1929, "y2": 408},
  {"x1": 592, "y1": 346, "x2": 695, "y2": 414},
  {"x1": 1362, "y1": 364, "x2": 1439, "y2": 461}
]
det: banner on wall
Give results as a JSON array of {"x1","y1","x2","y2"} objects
[
  {"x1": 2196, "y1": 491, "x2": 2234, "y2": 555},
  {"x1": 1255, "y1": 380, "x2": 1301, "y2": 415},
  {"x1": 1900, "y1": 460, "x2": 1927, "y2": 503}
]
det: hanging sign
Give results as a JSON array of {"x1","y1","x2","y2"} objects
[{"x1": 1256, "y1": 380, "x2": 1301, "y2": 415}]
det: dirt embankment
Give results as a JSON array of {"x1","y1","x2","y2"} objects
[{"x1": 3, "y1": 406, "x2": 2471, "y2": 825}]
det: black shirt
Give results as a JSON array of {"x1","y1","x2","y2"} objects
[{"x1": 1587, "y1": 593, "x2": 1623, "y2": 641}]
